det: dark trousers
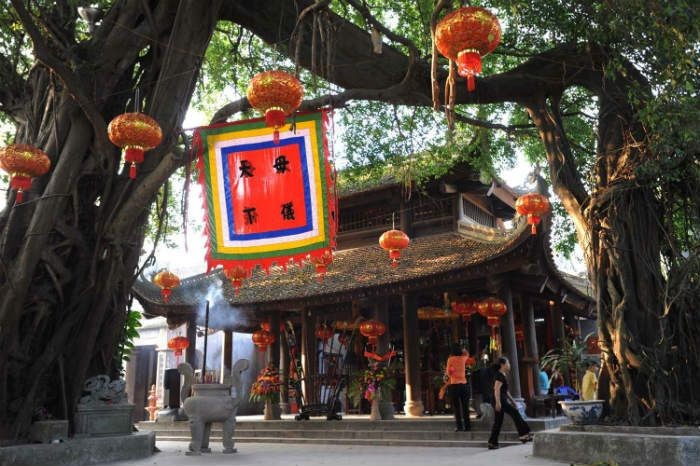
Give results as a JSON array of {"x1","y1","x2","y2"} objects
[
  {"x1": 488, "y1": 398, "x2": 530, "y2": 445},
  {"x1": 447, "y1": 383, "x2": 471, "y2": 430}
]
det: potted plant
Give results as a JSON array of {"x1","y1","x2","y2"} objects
[
  {"x1": 540, "y1": 333, "x2": 603, "y2": 424},
  {"x1": 348, "y1": 362, "x2": 396, "y2": 420},
  {"x1": 249, "y1": 363, "x2": 282, "y2": 420}
]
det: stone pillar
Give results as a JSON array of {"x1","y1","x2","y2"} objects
[
  {"x1": 185, "y1": 314, "x2": 197, "y2": 369},
  {"x1": 524, "y1": 298, "x2": 541, "y2": 396},
  {"x1": 402, "y1": 293, "x2": 423, "y2": 417},
  {"x1": 374, "y1": 296, "x2": 394, "y2": 420},
  {"x1": 220, "y1": 329, "x2": 233, "y2": 384},
  {"x1": 500, "y1": 285, "x2": 522, "y2": 398}
]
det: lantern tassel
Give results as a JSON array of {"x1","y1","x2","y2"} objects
[
  {"x1": 457, "y1": 50, "x2": 482, "y2": 93},
  {"x1": 273, "y1": 129, "x2": 280, "y2": 145},
  {"x1": 531, "y1": 223, "x2": 537, "y2": 235},
  {"x1": 467, "y1": 75, "x2": 476, "y2": 92},
  {"x1": 129, "y1": 162, "x2": 137, "y2": 179},
  {"x1": 16, "y1": 189, "x2": 24, "y2": 203}
]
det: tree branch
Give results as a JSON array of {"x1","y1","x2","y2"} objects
[{"x1": 10, "y1": 0, "x2": 108, "y2": 152}]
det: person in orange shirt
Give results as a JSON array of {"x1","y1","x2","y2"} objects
[{"x1": 445, "y1": 344, "x2": 476, "y2": 431}]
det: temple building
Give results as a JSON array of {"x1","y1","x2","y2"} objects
[{"x1": 131, "y1": 164, "x2": 595, "y2": 418}]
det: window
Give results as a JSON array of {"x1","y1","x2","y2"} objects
[{"x1": 462, "y1": 197, "x2": 495, "y2": 227}]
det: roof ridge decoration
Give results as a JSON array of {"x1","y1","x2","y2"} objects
[{"x1": 193, "y1": 110, "x2": 337, "y2": 290}]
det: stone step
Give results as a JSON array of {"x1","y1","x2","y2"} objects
[
  {"x1": 154, "y1": 436, "x2": 521, "y2": 448},
  {"x1": 140, "y1": 427, "x2": 522, "y2": 442}
]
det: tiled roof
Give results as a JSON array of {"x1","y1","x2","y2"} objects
[{"x1": 133, "y1": 220, "x2": 533, "y2": 310}]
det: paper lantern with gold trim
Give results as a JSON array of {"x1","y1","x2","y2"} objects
[
  {"x1": 224, "y1": 265, "x2": 248, "y2": 295},
  {"x1": 0, "y1": 144, "x2": 51, "y2": 203},
  {"x1": 108, "y1": 112, "x2": 162, "y2": 179},
  {"x1": 246, "y1": 70, "x2": 304, "y2": 144},
  {"x1": 379, "y1": 229, "x2": 410, "y2": 268},
  {"x1": 152, "y1": 270, "x2": 180, "y2": 303},
  {"x1": 167, "y1": 336, "x2": 189, "y2": 356},
  {"x1": 435, "y1": 7, "x2": 501, "y2": 92},
  {"x1": 516, "y1": 192, "x2": 550, "y2": 235},
  {"x1": 359, "y1": 320, "x2": 386, "y2": 345}
]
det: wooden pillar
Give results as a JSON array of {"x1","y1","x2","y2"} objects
[
  {"x1": 499, "y1": 285, "x2": 522, "y2": 398},
  {"x1": 220, "y1": 329, "x2": 233, "y2": 383},
  {"x1": 185, "y1": 314, "x2": 197, "y2": 368},
  {"x1": 402, "y1": 293, "x2": 423, "y2": 417},
  {"x1": 269, "y1": 313, "x2": 281, "y2": 369},
  {"x1": 523, "y1": 297, "x2": 541, "y2": 396},
  {"x1": 374, "y1": 296, "x2": 394, "y2": 419},
  {"x1": 551, "y1": 302, "x2": 565, "y2": 347},
  {"x1": 279, "y1": 320, "x2": 290, "y2": 413},
  {"x1": 301, "y1": 308, "x2": 315, "y2": 403}
]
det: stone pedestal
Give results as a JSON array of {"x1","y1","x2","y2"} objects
[
  {"x1": 263, "y1": 399, "x2": 281, "y2": 420},
  {"x1": 379, "y1": 400, "x2": 395, "y2": 420},
  {"x1": 403, "y1": 399, "x2": 424, "y2": 417},
  {"x1": 74, "y1": 405, "x2": 134, "y2": 437},
  {"x1": 29, "y1": 420, "x2": 69, "y2": 443},
  {"x1": 369, "y1": 397, "x2": 381, "y2": 421}
]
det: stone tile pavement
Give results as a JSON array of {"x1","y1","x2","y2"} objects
[{"x1": 104, "y1": 441, "x2": 569, "y2": 466}]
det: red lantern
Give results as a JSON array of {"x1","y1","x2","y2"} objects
[
  {"x1": 252, "y1": 329, "x2": 274, "y2": 352},
  {"x1": 107, "y1": 112, "x2": 162, "y2": 179},
  {"x1": 246, "y1": 70, "x2": 304, "y2": 144},
  {"x1": 224, "y1": 266, "x2": 248, "y2": 295},
  {"x1": 515, "y1": 324, "x2": 525, "y2": 348},
  {"x1": 477, "y1": 297, "x2": 508, "y2": 352},
  {"x1": 451, "y1": 299, "x2": 479, "y2": 321},
  {"x1": 0, "y1": 144, "x2": 51, "y2": 203},
  {"x1": 434, "y1": 6, "x2": 501, "y2": 92},
  {"x1": 516, "y1": 193, "x2": 550, "y2": 235},
  {"x1": 379, "y1": 229, "x2": 410, "y2": 268},
  {"x1": 315, "y1": 324, "x2": 334, "y2": 342},
  {"x1": 152, "y1": 269, "x2": 180, "y2": 303},
  {"x1": 167, "y1": 336, "x2": 190, "y2": 356},
  {"x1": 359, "y1": 320, "x2": 386, "y2": 346},
  {"x1": 309, "y1": 249, "x2": 333, "y2": 281}
]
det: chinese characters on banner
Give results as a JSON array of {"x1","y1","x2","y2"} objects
[{"x1": 195, "y1": 111, "x2": 337, "y2": 284}]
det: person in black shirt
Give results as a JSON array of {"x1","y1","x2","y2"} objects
[{"x1": 488, "y1": 356, "x2": 532, "y2": 449}]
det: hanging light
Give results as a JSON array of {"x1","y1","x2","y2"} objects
[
  {"x1": 315, "y1": 324, "x2": 334, "y2": 342},
  {"x1": 359, "y1": 319, "x2": 386, "y2": 346},
  {"x1": 379, "y1": 229, "x2": 410, "y2": 268},
  {"x1": 477, "y1": 297, "x2": 507, "y2": 352},
  {"x1": 434, "y1": 6, "x2": 501, "y2": 92},
  {"x1": 246, "y1": 70, "x2": 304, "y2": 144},
  {"x1": 107, "y1": 112, "x2": 162, "y2": 179},
  {"x1": 252, "y1": 329, "x2": 274, "y2": 352},
  {"x1": 224, "y1": 265, "x2": 248, "y2": 295},
  {"x1": 152, "y1": 269, "x2": 180, "y2": 303},
  {"x1": 515, "y1": 193, "x2": 550, "y2": 234},
  {"x1": 0, "y1": 144, "x2": 51, "y2": 203},
  {"x1": 167, "y1": 336, "x2": 190, "y2": 357}
]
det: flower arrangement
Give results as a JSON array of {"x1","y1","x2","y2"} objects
[
  {"x1": 348, "y1": 362, "x2": 396, "y2": 406},
  {"x1": 249, "y1": 364, "x2": 281, "y2": 404}
]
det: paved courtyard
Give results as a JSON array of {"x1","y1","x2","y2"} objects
[{"x1": 104, "y1": 441, "x2": 568, "y2": 466}]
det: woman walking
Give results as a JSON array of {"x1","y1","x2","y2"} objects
[
  {"x1": 488, "y1": 356, "x2": 532, "y2": 449},
  {"x1": 445, "y1": 344, "x2": 475, "y2": 431}
]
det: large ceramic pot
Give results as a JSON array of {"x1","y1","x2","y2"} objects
[{"x1": 559, "y1": 400, "x2": 603, "y2": 425}]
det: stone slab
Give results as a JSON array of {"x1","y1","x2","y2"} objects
[
  {"x1": 0, "y1": 431, "x2": 155, "y2": 466},
  {"x1": 533, "y1": 427, "x2": 700, "y2": 466},
  {"x1": 74, "y1": 404, "x2": 134, "y2": 436}
]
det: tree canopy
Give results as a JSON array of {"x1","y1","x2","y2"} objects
[{"x1": 0, "y1": 0, "x2": 698, "y2": 439}]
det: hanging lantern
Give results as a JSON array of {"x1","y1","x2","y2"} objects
[
  {"x1": 451, "y1": 299, "x2": 479, "y2": 321},
  {"x1": 252, "y1": 329, "x2": 274, "y2": 352},
  {"x1": 359, "y1": 320, "x2": 386, "y2": 346},
  {"x1": 152, "y1": 269, "x2": 180, "y2": 303},
  {"x1": 309, "y1": 249, "x2": 333, "y2": 281},
  {"x1": 0, "y1": 144, "x2": 51, "y2": 203},
  {"x1": 379, "y1": 229, "x2": 410, "y2": 268},
  {"x1": 477, "y1": 297, "x2": 507, "y2": 352},
  {"x1": 107, "y1": 112, "x2": 162, "y2": 179},
  {"x1": 515, "y1": 192, "x2": 550, "y2": 235},
  {"x1": 246, "y1": 70, "x2": 304, "y2": 144},
  {"x1": 224, "y1": 265, "x2": 248, "y2": 295},
  {"x1": 434, "y1": 6, "x2": 501, "y2": 92},
  {"x1": 315, "y1": 324, "x2": 334, "y2": 342},
  {"x1": 259, "y1": 322, "x2": 277, "y2": 343},
  {"x1": 167, "y1": 336, "x2": 190, "y2": 357}
]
